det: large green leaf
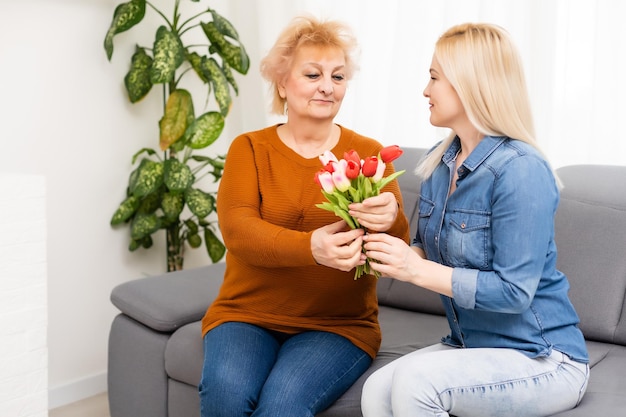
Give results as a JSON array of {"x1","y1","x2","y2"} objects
[
  {"x1": 161, "y1": 192, "x2": 184, "y2": 221},
  {"x1": 124, "y1": 46, "x2": 153, "y2": 103},
  {"x1": 185, "y1": 188, "x2": 215, "y2": 219},
  {"x1": 110, "y1": 195, "x2": 139, "y2": 225},
  {"x1": 221, "y1": 61, "x2": 239, "y2": 95},
  {"x1": 129, "y1": 159, "x2": 164, "y2": 198},
  {"x1": 159, "y1": 89, "x2": 194, "y2": 150},
  {"x1": 204, "y1": 227, "x2": 226, "y2": 263},
  {"x1": 150, "y1": 26, "x2": 184, "y2": 84},
  {"x1": 187, "y1": 52, "x2": 210, "y2": 83},
  {"x1": 130, "y1": 212, "x2": 161, "y2": 240},
  {"x1": 200, "y1": 57, "x2": 231, "y2": 116},
  {"x1": 164, "y1": 158, "x2": 193, "y2": 192},
  {"x1": 104, "y1": 0, "x2": 146, "y2": 61},
  {"x1": 201, "y1": 21, "x2": 250, "y2": 75},
  {"x1": 210, "y1": 9, "x2": 241, "y2": 41},
  {"x1": 184, "y1": 111, "x2": 225, "y2": 150}
]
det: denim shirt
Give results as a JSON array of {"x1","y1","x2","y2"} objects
[{"x1": 415, "y1": 136, "x2": 589, "y2": 363}]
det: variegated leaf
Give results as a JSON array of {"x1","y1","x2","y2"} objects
[
  {"x1": 204, "y1": 227, "x2": 226, "y2": 263},
  {"x1": 124, "y1": 46, "x2": 153, "y2": 103},
  {"x1": 159, "y1": 89, "x2": 194, "y2": 151},
  {"x1": 164, "y1": 158, "x2": 193, "y2": 192},
  {"x1": 150, "y1": 26, "x2": 184, "y2": 84},
  {"x1": 129, "y1": 159, "x2": 164, "y2": 198},
  {"x1": 201, "y1": 57, "x2": 231, "y2": 116},
  {"x1": 184, "y1": 111, "x2": 225, "y2": 150},
  {"x1": 185, "y1": 188, "x2": 215, "y2": 219},
  {"x1": 130, "y1": 212, "x2": 161, "y2": 240},
  {"x1": 201, "y1": 21, "x2": 250, "y2": 74},
  {"x1": 104, "y1": 0, "x2": 146, "y2": 60}
]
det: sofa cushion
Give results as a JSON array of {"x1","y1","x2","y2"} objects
[{"x1": 555, "y1": 164, "x2": 626, "y2": 344}]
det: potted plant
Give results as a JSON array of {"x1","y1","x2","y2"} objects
[{"x1": 104, "y1": 0, "x2": 249, "y2": 271}]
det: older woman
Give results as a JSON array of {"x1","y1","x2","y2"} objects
[{"x1": 198, "y1": 15, "x2": 409, "y2": 417}]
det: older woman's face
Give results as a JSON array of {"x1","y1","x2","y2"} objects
[{"x1": 279, "y1": 45, "x2": 347, "y2": 122}]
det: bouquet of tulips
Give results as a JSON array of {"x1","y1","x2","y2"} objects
[{"x1": 314, "y1": 145, "x2": 405, "y2": 279}]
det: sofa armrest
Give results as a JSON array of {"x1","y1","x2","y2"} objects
[{"x1": 110, "y1": 263, "x2": 225, "y2": 332}]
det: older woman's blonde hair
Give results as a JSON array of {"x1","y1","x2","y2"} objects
[
  {"x1": 417, "y1": 23, "x2": 550, "y2": 180},
  {"x1": 260, "y1": 15, "x2": 359, "y2": 115}
]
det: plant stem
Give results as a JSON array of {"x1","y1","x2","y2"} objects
[{"x1": 166, "y1": 222, "x2": 184, "y2": 271}]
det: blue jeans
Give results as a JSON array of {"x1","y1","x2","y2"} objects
[
  {"x1": 361, "y1": 343, "x2": 589, "y2": 417},
  {"x1": 199, "y1": 322, "x2": 372, "y2": 417}
]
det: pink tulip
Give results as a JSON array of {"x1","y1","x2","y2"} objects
[
  {"x1": 316, "y1": 171, "x2": 335, "y2": 193},
  {"x1": 372, "y1": 158, "x2": 386, "y2": 182},
  {"x1": 319, "y1": 150, "x2": 338, "y2": 166},
  {"x1": 331, "y1": 160, "x2": 351, "y2": 192}
]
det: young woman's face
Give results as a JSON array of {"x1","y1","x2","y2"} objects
[
  {"x1": 279, "y1": 45, "x2": 347, "y2": 121},
  {"x1": 423, "y1": 56, "x2": 466, "y2": 129}
]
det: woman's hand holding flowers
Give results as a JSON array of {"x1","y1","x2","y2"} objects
[
  {"x1": 311, "y1": 220, "x2": 365, "y2": 272},
  {"x1": 348, "y1": 192, "x2": 399, "y2": 232}
]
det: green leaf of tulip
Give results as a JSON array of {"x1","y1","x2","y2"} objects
[
  {"x1": 164, "y1": 158, "x2": 193, "y2": 192},
  {"x1": 204, "y1": 227, "x2": 226, "y2": 263},
  {"x1": 150, "y1": 26, "x2": 184, "y2": 84},
  {"x1": 129, "y1": 159, "x2": 164, "y2": 198},
  {"x1": 104, "y1": 0, "x2": 146, "y2": 61},
  {"x1": 124, "y1": 46, "x2": 153, "y2": 103},
  {"x1": 185, "y1": 111, "x2": 225, "y2": 149},
  {"x1": 185, "y1": 188, "x2": 215, "y2": 219},
  {"x1": 159, "y1": 89, "x2": 195, "y2": 151}
]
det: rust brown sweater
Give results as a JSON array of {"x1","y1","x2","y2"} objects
[{"x1": 201, "y1": 125, "x2": 410, "y2": 358}]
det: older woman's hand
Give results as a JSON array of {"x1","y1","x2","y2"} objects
[
  {"x1": 311, "y1": 220, "x2": 365, "y2": 272},
  {"x1": 348, "y1": 192, "x2": 398, "y2": 232}
]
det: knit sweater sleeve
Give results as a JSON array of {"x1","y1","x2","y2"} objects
[{"x1": 216, "y1": 134, "x2": 317, "y2": 268}]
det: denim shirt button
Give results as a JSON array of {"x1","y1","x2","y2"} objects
[{"x1": 461, "y1": 223, "x2": 466, "y2": 229}]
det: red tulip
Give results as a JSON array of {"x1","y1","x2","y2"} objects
[
  {"x1": 343, "y1": 149, "x2": 361, "y2": 167},
  {"x1": 380, "y1": 145, "x2": 403, "y2": 163},
  {"x1": 345, "y1": 160, "x2": 361, "y2": 179},
  {"x1": 361, "y1": 156, "x2": 379, "y2": 177}
]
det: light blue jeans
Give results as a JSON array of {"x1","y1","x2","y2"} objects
[
  {"x1": 199, "y1": 322, "x2": 372, "y2": 417},
  {"x1": 361, "y1": 343, "x2": 589, "y2": 417}
]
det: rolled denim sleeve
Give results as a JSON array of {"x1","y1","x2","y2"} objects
[{"x1": 452, "y1": 267, "x2": 479, "y2": 309}]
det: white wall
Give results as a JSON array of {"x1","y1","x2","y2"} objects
[
  {"x1": 0, "y1": 0, "x2": 623, "y2": 410},
  {"x1": 0, "y1": 175, "x2": 47, "y2": 417}
]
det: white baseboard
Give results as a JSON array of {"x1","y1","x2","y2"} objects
[{"x1": 48, "y1": 371, "x2": 107, "y2": 409}]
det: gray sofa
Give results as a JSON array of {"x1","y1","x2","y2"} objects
[{"x1": 108, "y1": 147, "x2": 626, "y2": 417}]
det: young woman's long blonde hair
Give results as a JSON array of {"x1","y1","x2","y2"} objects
[{"x1": 417, "y1": 23, "x2": 549, "y2": 180}]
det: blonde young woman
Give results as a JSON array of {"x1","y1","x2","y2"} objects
[
  {"x1": 198, "y1": 15, "x2": 409, "y2": 417},
  {"x1": 359, "y1": 23, "x2": 589, "y2": 417}
]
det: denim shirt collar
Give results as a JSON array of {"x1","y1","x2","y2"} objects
[{"x1": 443, "y1": 135, "x2": 508, "y2": 178}]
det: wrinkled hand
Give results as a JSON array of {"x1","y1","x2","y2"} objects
[
  {"x1": 311, "y1": 220, "x2": 365, "y2": 272},
  {"x1": 349, "y1": 192, "x2": 398, "y2": 232}
]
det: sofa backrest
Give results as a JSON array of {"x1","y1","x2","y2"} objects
[
  {"x1": 377, "y1": 147, "x2": 626, "y2": 346},
  {"x1": 554, "y1": 164, "x2": 626, "y2": 345}
]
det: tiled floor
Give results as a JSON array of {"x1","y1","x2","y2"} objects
[{"x1": 49, "y1": 392, "x2": 110, "y2": 417}]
